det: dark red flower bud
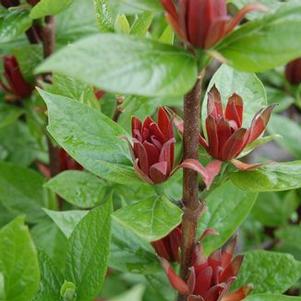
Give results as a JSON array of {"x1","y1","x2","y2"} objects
[
  {"x1": 160, "y1": 0, "x2": 266, "y2": 49},
  {"x1": 94, "y1": 89, "x2": 106, "y2": 100},
  {"x1": 162, "y1": 236, "x2": 251, "y2": 301},
  {"x1": 200, "y1": 86, "x2": 274, "y2": 161},
  {"x1": 285, "y1": 58, "x2": 301, "y2": 86},
  {"x1": 0, "y1": 56, "x2": 33, "y2": 99},
  {"x1": 59, "y1": 149, "x2": 83, "y2": 171},
  {"x1": 152, "y1": 225, "x2": 182, "y2": 262},
  {"x1": 0, "y1": 0, "x2": 19, "y2": 8},
  {"x1": 131, "y1": 107, "x2": 175, "y2": 184}
]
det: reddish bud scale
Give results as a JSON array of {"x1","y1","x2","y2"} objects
[
  {"x1": 162, "y1": 236, "x2": 251, "y2": 301},
  {"x1": 131, "y1": 107, "x2": 175, "y2": 184},
  {"x1": 199, "y1": 86, "x2": 274, "y2": 161},
  {"x1": 0, "y1": 56, "x2": 33, "y2": 99},
  {"x1": 58, "y1": 149, "x2": 83, "y2": 171},
  {"x1": 0, "y1": 0, "x2": 19, "y2": 8},
  {"x1": 27, "y1": 0, "x2": 40, "y2": 6},
  {"x1": 285, "y1": 58, "x2": 301, "y2": 86},
  {"x1": 160, "y1": 0, "x2": 266, "y2": 49}
]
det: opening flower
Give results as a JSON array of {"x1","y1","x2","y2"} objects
[
  {"x1": 200, "y1": 85, "x2": 274, "y2": 162},
  {"x1": 152, "y1": 225, "x2": 182, "y2": 262},
  {"x1": 285, "y1": 58, "x2": 301, "y2": 86},
  {"x1": 161, "y1": 237, "x2": 251, "y2": 301},
  {"x1": 160, "y1": 0, "x2": 266, "y2": 49},
  {"x1": 130, "y1": 107, "x2": 175, "y2": 184},
  {"x1": 0, "y1": 56, "x2": 33, "y2": 99}
]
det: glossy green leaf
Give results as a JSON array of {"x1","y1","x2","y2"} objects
[
  {"x1": 268, "y1": 114, "x2": 301, "y2": 158},
  {"x1": 113, "y1": 196, "x2": 183, "y2": 241},
  {"x1": 45, "y1": 171, "x2": 108, "y2": 208},
  {"x1": 230, "y1": 161, "x2": 301, "y2": 192},
  {"x1": 43, "y1": 209, "x2": 88, "y2": 238},
  {"x1": 109, "y1": 0, "x2": 161, "y2": 13},
  {"x1": 252, "y1": 191, "x2": 298, "y2": 227},
  {"x1": 0, "y1": 161, "x2": 48, "y2": 223},
  {"x1": 199, "y1": 181, "x2": 257, "y2": 254},
  {"x1": 110, "y1": 220, "x2": 160, "y2": 274},
  {"x1": 30, "y1": 0, "x2": 73, "y2": 19},
  {"x1": 202, "y1": 64, "x2": 267, "y2": 129},
  {"x1": 0, "y1": 9, "x2": 32, "y2": 43},
  {"x1": 234, "y1": 250, "x2": 301, "y2": 293},
  {"x1": 130, "y1": 12, "x2": 153, "y2": 37},
  {"x1": 266, "y1": 87, "x2": 294, "y2": 113},
  {"x1": 0, "y1": 216, "x2": 40, "y2": 301},
  {"x1": 36, "y1": 34, "x2": 197, "y2": 97},
  {"x1": 65, "y1": 202, "x2": 111, "y2": 301},
  {"x1": 245, "y1": 295, "x2": 301, "y2": 301},
  {"x1": 39, "y1": 89, "x2": 141, "y2": 185},
  {"x1": 0, "y1": 104, "x2": 23, "y2": 130},
  {"x1": 218, "y1": 1, "x2": 301, "y2": 72},
  {"x1": 33, "y1": 251, "x2": 64, "y2": 301},
  {"x1": 94, "y1": 0, "x2": 115, "y2": 33}
]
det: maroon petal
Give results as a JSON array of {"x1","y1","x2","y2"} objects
[
  {"x1": 225, "y1": 94, "x2": 243, "y2": 128},
  {"x1": 133, "y1": 141, "x2": 149, "y2": 175},
  {"x1": 221, "y1": 286, "x2": 252, "y2": 301},
  {"x1": 159, "y1": 138, "x2": 175, "y2": 174},
  {"x1": 131, "y1": 116, "x2": 142, "y2": 137},
  {"x1": 204, "y1": 284, "x2": 227, "y2": 301},
  {"x1": 133, "y1": 159, "x2": 154, "y2": 184},
  {"x1": 206, "y1": 115, "x2": 219, "y2": 159},
  {"x1": 149, "y1": 161, "x2": 168, "y2": 184},
  {"x1": 226, "y1": 3, "x2": 268, "y2": 34},
  {"x1": 150, "y1": 122, "x2": 165, "y2": 143},
  {"x1": 160, "y1": 257, "x2": 190, "y2": 295},
  {"x1": 152, "y1": 240, "x2": 170, "y2": 261},
  {"x1": 207, "y1": 85, "x2": 223, "y2": 118},
  {"x1": 188, "y1": 295, "x2": 204, "y2": 301},
  {"x1": 204, "y1": 17, "x2": 229, "y2": 49},
  {"x1": 221, "y1": 238, "x2": 237, "y2": 269},
  {"x1": 215, "y1": 118, "x2": 232, "y2": 157},
  {"x1": 199, "y1": 135, "x2": 209, "y2": 150},
  {"x1": 247, "y1": 105, "x2": 275, "y2": 144},
  {"x1": 220, "y1": 255, "x2": 244, "y2": 283},
  {"x1": 194, "y1": 266, "x2": 213, "y2": 296},
  {"x1": 158, "y1": 107, "x2": 173, "y2": 140},
  {"x1": 143, "y1": 141, "x2": 160, "y2": 167},
  {"x1": 221, "y1": 128, "x2": 248, "y2": 160}
]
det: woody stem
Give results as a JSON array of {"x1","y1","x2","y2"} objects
[{"x1": 178, "y1": 70, "x2": 205, "y2": 301}]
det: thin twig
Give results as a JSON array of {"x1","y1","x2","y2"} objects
[
  {"x1": 178, "y1": 70, "x2": 206, "y2": 301},
  {"x1": 112, "y1": 95, "x2": 124, "y2": 122}
]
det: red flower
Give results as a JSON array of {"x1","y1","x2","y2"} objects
[
  {"x1": 161, "y1": 237, "x2": 251, "y2": 301},
  {"x1": 200, "y1": 86, "x2": 274, "y2": 162},
  {"x1": 285, "y1": 58, "x2": 301, "y2": 86},
  {"x1": 160, "y1": 0, "x2": 266, "y2": 49},
  {"x1": 131, "y1": 107, "x2": 175, "y2": 184},
  {"x1": 152, "y1": 225, "x2": 182, "y2": 262},
  {"x1": 0, "y1": 56, "x2": 33, "y2": 99}
]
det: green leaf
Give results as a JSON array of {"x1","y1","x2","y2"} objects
[
  {"x1": 268, "y1": 114, "x2": 301, "y2": 158},
  {"x1": 0, "y1": 216, "x2": 40, "y2": 301},
  {"x1": 130, "y1": 12, "x2": 153, "y2": 37},
  {"x1": 0, "y1": 104, "x2": 23, "y2": 130},
  {"x1": 110, "y1": 285, "x2": 145, "y2": 301},
  {"x1": 0, "y1": 9, "x2": 32, "y2": 43},
  {"x1": 230, "y1": 161, "x2": 301, "y2": 192},
  {"x1": 0, "y1": 161, "x2": 48, "y2": 223},
  {"x1": 199, "y1": 181, "x2": 257, "y2": 255},
  {"x1": 36, "y1": 33, "x2": 197, "y2": 97},
  {"x1": 43, "y1": 209, "x2": 88, "y2": 238},
  {"x1": 110, "y1": 220, "x2": 160, "y2": 274},
  {"x1": 46, "y1": 171, "x2": 108, "y2": 208},
  {"x1": 47, "y1": 73, "x2": 100, "y2": 110},
  {"x1": 266, "y1": 87, "x2": 294, "y2": 113},
  {"x1": 252, "y1": 191, "x2": 298, "y2": 227},
  {"x1": 94, "y1": 0, "x2": 115, "y2": 33},
  {"x1": 234, "y1": 250, "x2": 301, "y2": 294},
  {"x1": 33, "y1": 251, "x2": 64, "y2": 301},
  {"x1": 39, "y1": 89, "x2": 141, "y2": 185},
  {"x1": 218, "y1": 1, "x2": 301, "y2": 72},
  {"x1": 202, "y1": 64, "x2": 267, "y2": 129},
  {"x1": 109, "y1": 0, "x2": 161, "y2": 13},
  {"x1": 113, "y1": 195, "x2": 183, "y2": 241},
  {"x1": 65, "y1": 202, "x2": 111, "y2": 301},
  {"x1": 30, "y1": 0, "x2": 73, "y2": 19},
  {"x1": 0, "y1": 273, "x2": 4, "y2": 300},
  {"x1": 245, "y1": 294, "x2": 301, "y2": 301},
  {"x1": 114, "y1": 14, "x2": 130, "y2": 34}
]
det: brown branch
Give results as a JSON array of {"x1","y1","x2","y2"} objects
[
  {"x1": 112, "y1": 95, "x2": 124, "y2": 122},
  {"x1": 178, "y1": 71, "x2": 206, "y2": 301}
]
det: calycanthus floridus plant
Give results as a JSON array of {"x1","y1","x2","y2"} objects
[{"x1": 1, "y1": 0, "x2": 301, "y2": 301}]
